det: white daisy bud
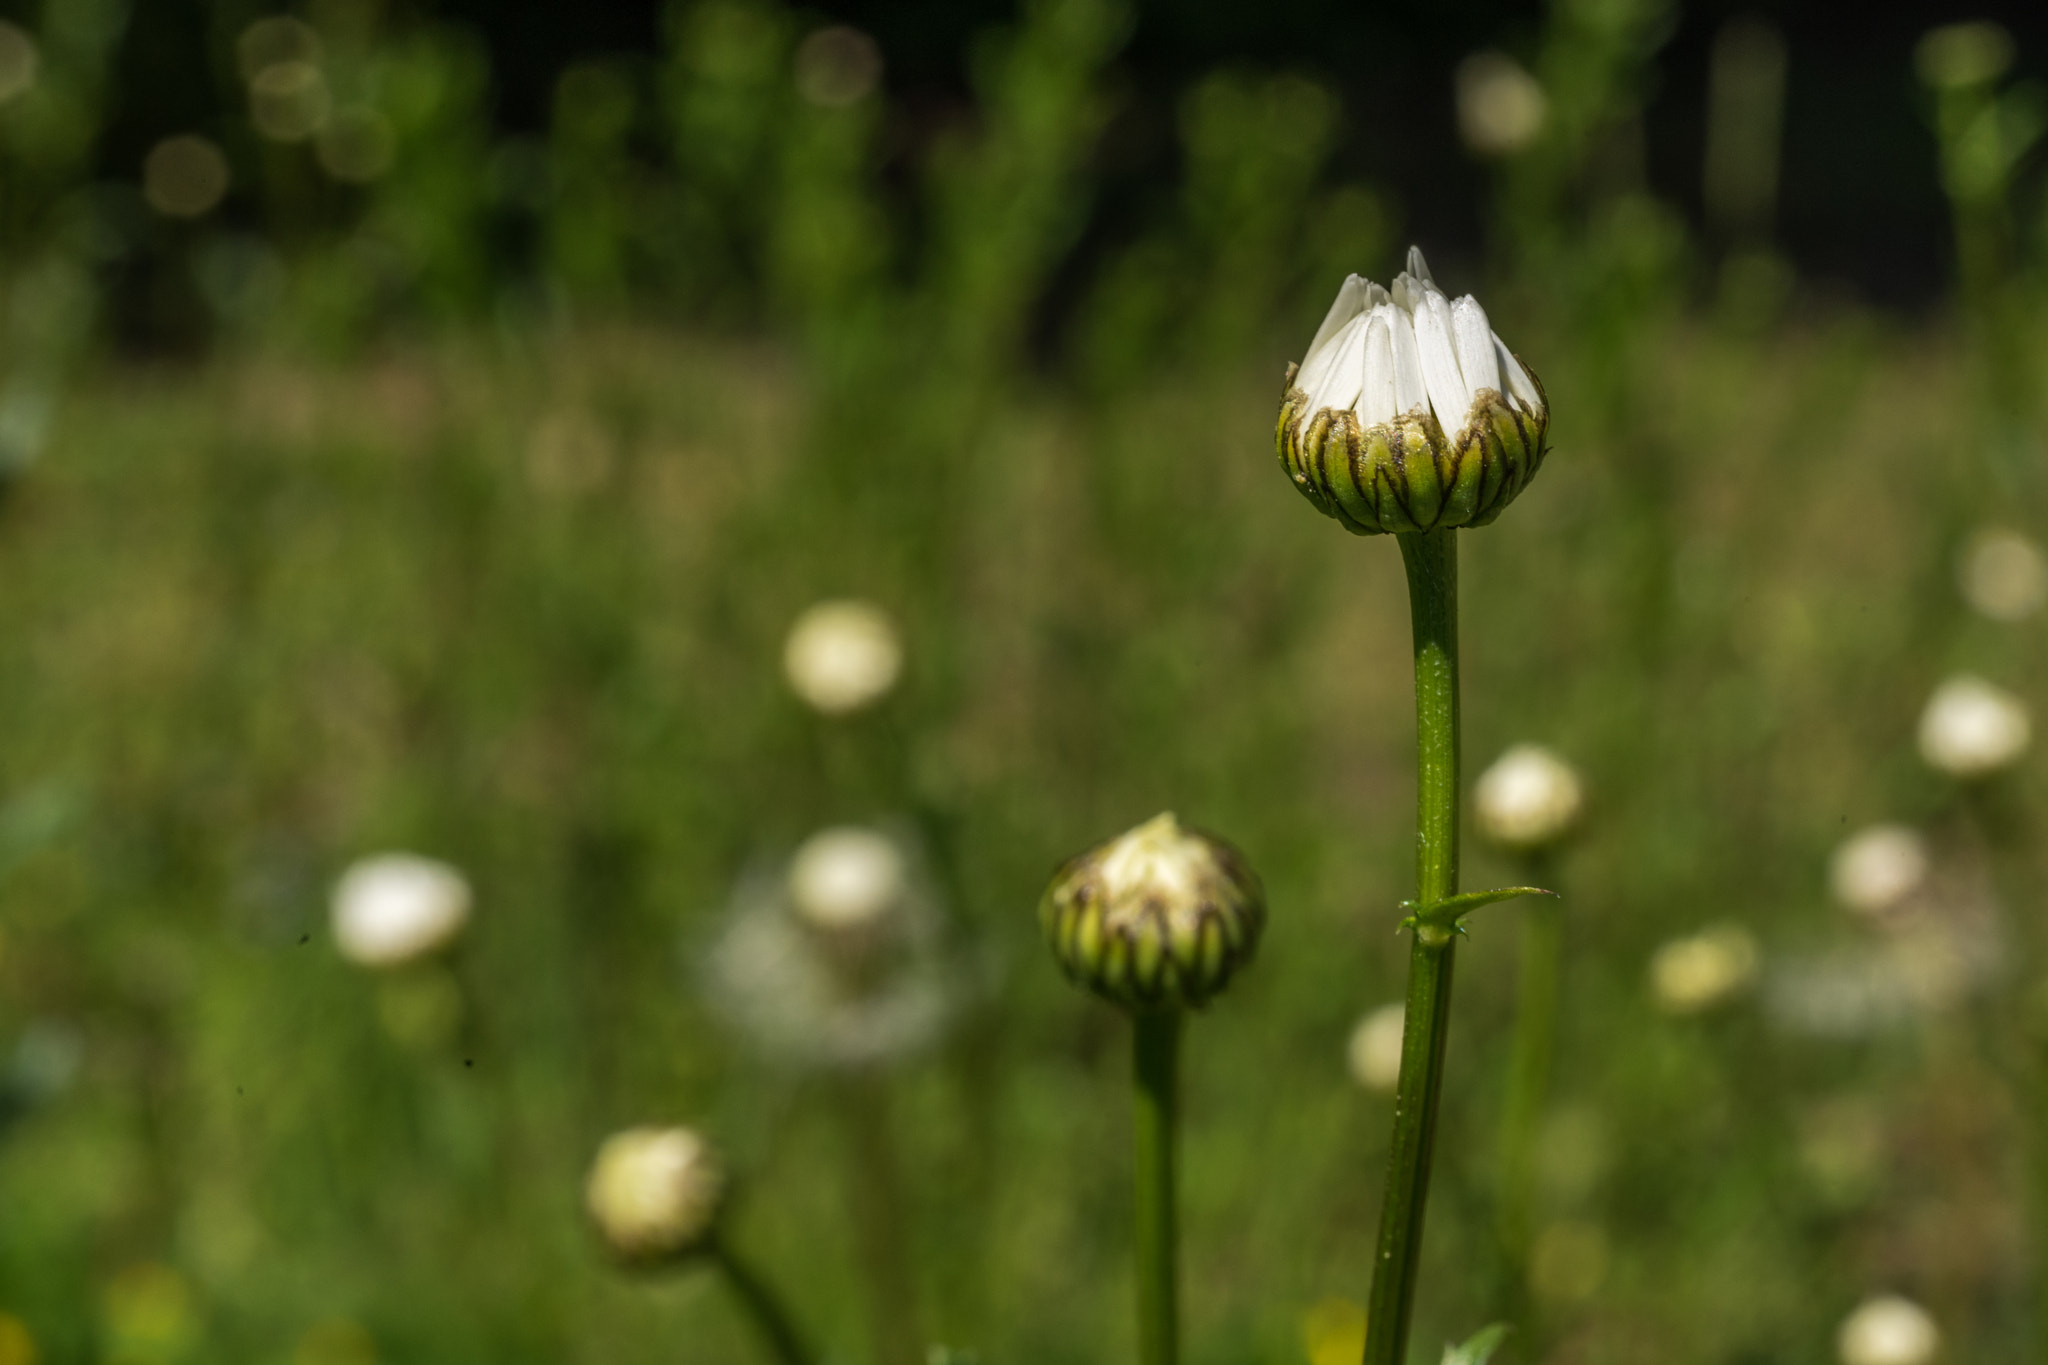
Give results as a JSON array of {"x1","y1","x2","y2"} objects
[
  {"x1": 1649, "y1": 924, "x2": 1758, "y2": 1015},
  {"x1": 1956, "y1": 527, "x2": 2047, "y2": 621},
  {"x1": 1279, "y1": 246, "x2": 1548, "y2": 536},
  {"x1": 330, "y1": 854, "x2": 472, "y2": 969},
  {"x1": 1473, "y1": 745, "x2": 1584, "y2": 852},
  {"x1": 1828, "y1": 825, "x2": 1929, "y2": 918},
  {"x1": 1837, "y1": 1295, "x2": 1939, "y2": 1365},
  {"x1": 788, "y1": 826, "x2": 907, "y2": 933},
  {"x1": 1917, "y1": 674, "x2": 2030, "y2": 779},
  {"x1": 1346, "y1": 1003, "x2": 1405, "y2": 1093},
  {"x1": 584, "y1": 1126, "x2": 726, "y2": 1264},
  {"x1": 782, "y1": 599, "x2": 903, "y2": 715}
]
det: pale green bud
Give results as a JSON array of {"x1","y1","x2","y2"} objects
[
  {"x1": 1278, "y1": 248, "x2": 1548, "y2": 535},
  {"x1": 1039, "y1": 812, "x2": 1264, "y2": 1011}
]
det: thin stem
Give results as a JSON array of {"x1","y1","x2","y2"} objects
[
  {"x1": 1133, "y1": 1008, "x2": 1181, "y2": 1365},
  {"x1": 714, "y1": 1238, "x2": 816, "y2": 1365},
  {"x1": 1364, "y1": 528, "x2": 1461, "y2": 1365},
  {"x1": 834, "y1": 1074, "x2": 923, "y2": 1365},
  {"x1": 1495, "y1": 851, "x2": 1560, "y2": 1311}
]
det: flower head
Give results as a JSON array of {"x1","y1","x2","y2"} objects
[
  {"x1": 1346, "y1": 1003, "x2": 1405, "y2": 1093},
  {"x1": 330, "y1": 854, "x2": 472, "y2": 969},
  {"x1": 1649, "y1": 924, "x2": 1758, "y2": 1015},
  {"x1": 584, "y1": 1125, "x2": 726, "y2": 1265},
  {"x1": 783, "y1": 599, "x2": 902, "y2": 715},
  {"x1": 1837, "y1": 1295, "x2": 1939, "y2": 1365},
  {"x1": 1918, "y1": 674, "x2": 2030, "y2": 779},
  {"x1": 1829, "y1": 824, "x2": 1929, "y2": 919},
  {"x1": 1278, "y1": 248, "x2": 1548, "y2": 535},
  {"x1": 1039, "y1": 813, "x2": 1264, "y2": 1011},
  {"x1": 1474, "y1": 744, "x2": 1584, "y2": 852}
]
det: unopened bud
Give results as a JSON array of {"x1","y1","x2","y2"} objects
[
  {"x1": 1346, "y1": 1003, "x2": 1405, "y2": 1093},
  {"x1": 783, "y1": 599, "x2": 902, "y2": 715},
  {"x1": 1918, "y1": 674, "x2": 2030, "y2": 779},
  {"x1": 1279, "y1": 247, "x2": 1548, "y2": 535},
  {"x1": 1829, "y1": 825, "x2": 1928, "y2": 918},
  {"x1": 585, "y1": 1126, "x2": 726, "y2": 1265},
  {"x1": 788, "y1": 826, "x2": 907, "y2": 932},
  {"x1": 331, "y1": 854, "x2": 472, "y2": 969},
  {"x1": 1474, "y1": 744, "x2": 1583, "y2": 851},
  {"x1": 1649, "y1": 924, "x2": 1758, "y2": 1015},
  {"x1": 1040, "y1": 812, "x2": 1264, "y2": 1011},
  {"x1": 1837, "y1": 1295, "x2": 1939, "y2": 1365}
]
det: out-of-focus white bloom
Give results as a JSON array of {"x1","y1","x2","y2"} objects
[
  {"x1": 794, "y1": 25, "x2": 882, "y2": 107},
  {"x1": 1346, "y1": 1003, "x2": 1405, "y2": 1093},
  {"x1": 1455, "y1": 52, "x2": 1547, "y2": 157},
  {"x1": 783, "y1": 599, "x2": 902, "y2": 715},
  {"x1": 0, "y1": 21, "x2": 38, "y2": 104},
  {"x1": 143, "y1": 136, "x2": 232, "y2": 219},
  {"x1": 331, "y1": 854, "x2": 472, "y2": 969},
  {"x1": 584, "y1": 1126, "x2": 725, "y2": 1263},
  {"x1": 788, "y1": 826, "x2": 907, "y2": 932},
  {"x1": 249, "y1": 61, "x2": 330, "y2": 142},
  {"x1": 1649, "y1": 924, "x2": 1758, "y2": 1015},
  {"x1": 1829, "y1": 824, "x2": 1929, "y2": 919},
  {"x1": 236, "y1": 16, "x2": 322, "y2": 81},
  {"x1": 706, "y1": 830, "x2": 962, "y2": 1070},
  {"x1": 1957, "y1": 527, "x2": 2047, "y2": 621},
  {"x1": 1474, "y1": 744, "x2": 1584, "y2": 851},
  {"x1": 1918, "y1": 674, "x2": 2030, "y2": 779},
  {"x1": 1838, "y1": 1295, "x2": 1939, "y2": 1365}
]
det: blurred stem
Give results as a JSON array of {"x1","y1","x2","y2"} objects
[
  {"x1": 714, "y1": 1238, "x2": 816, "y2": 1365},
  {"x1": 1495, "y1": 850, "x2": 1560, "y2": 1314},
  {"x1": 1364, "y1": 529, "x2": 1461, "y2": 1365},
  {"x1": 1133, "y1": 1008, "x2": 1181, "y2": 1365},
  {"x1": 834, "y1": 1075, "x2": 923, "y2": 1365}
]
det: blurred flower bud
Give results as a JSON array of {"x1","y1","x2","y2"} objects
[
  {"x1": 143, "y1": 136, "x2": 232, "y2": 219},
  {"x1": 584, "y1": 1126, "x2": 726, "y2": 1265},
  {"x1": 788, "y1": 825, "x2": 907, "y2": 933},
  {"x1": 1918, "y1": 674, "x2": 2030, "y2": 779},
  {"x1": 0, "y1": 22, "x2": 39, "y2": 105},
  {"x1": 1528, "y1": 1220, "x2": 1608, "y2": 1304},
  {"x1": 249, "y1": 61, "x2": 331, "y2": 142},
  {"x1": 1346, "y1": 1002, "x2": 1405, "y2": 1093},
  {"x1": 1649, "y1": 924, "x2": 1758, "y2": 1015},
  {"x1": 794, "y1": 25, "x2": 882, "y2": 108},
  {"x1": 1829, "y1": 824, "x2": 1929, "y2": 919},
  {"x1": 1916, "y1": 22, "x2": 2012, "y2": 92},
  {"x1": 1474, "y1": 744, "x2": 1583, "y2": 852},
  {"x1": 1279, "y1": 247, "x2": 1547, "y2": 535},
  {"x1": 237, "y1": 16, "x2": 322, "y2": 82},
  {"x1": 1956, "y1": 527, "x2": 2047, "y2": 621},
  {"x1": 1040, "y1": 813, "x2": 1264, "y2": 1011},
  {"x1": 1455, "y1": 52, "x2": 1547, "y2": 157},
  {"x1": 1837, "y1": 1295, "x2": 1939, "y2": 1365},
  {"x1": 331, "y1": 854, "x2": 472, "y2": 969},
  {"x1": 783, "y1": 599, "x2": 902, "y2": 715}
]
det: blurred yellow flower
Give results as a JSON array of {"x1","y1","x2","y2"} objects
[
  {"x1": 0, "y1": 1312, "x2": 36, "y2": 1365},
  {"x1": 1300, "y1": 1297, "x2": 1366, "y2": 1365}
]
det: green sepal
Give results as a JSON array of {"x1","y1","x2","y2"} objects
[
  {"x1": 1400, "y1": 886, "x2": 1556, "y2": 934},
  {"x1": 1441, "y1": 1323, "x2": 1511, "y2": 1365}
]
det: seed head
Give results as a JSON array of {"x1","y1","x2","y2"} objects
[
  {"x1": 584, "y1": 1126, "x2": 726, "y2": 1265},
  {"x1": 330, "y1": 854, "x2": 472, "y2": 969},
  {"x1": 1278, "y1": 247, "x2": 1548, "y2": 535},
  {"x1": 783, "y1": 599, "x2": 902, "y2": 715},
  {"x1": 1039, "y1": 813, "x2": 1264, "y2": 1011},
  {"x1": 1917, "y1": 674, "x2": 2030, "y2": 779},
  {"x1": 1837, "y1": 1296, "x2": 1939, "y2": 1365},
  {"x1": 1474, "y1": 744, "x2": 1584, "y2": 852}
]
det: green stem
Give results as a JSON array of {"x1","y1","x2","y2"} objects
[
  {"x1": 714, "y1": 1238, "x2": 816, "y2": 1365},
  {"x1": 834, "y1": 1075, "x2": 923, "y2": 1365},
  {"x1": 1133, "y1": 1008, "x2": 1181, "y2": 1365},
  {"x1": 1495, "y1": 852, "x2": 1560, "y2": 1305},
  {"x1": 1364, "y1": 528, "x2": 1461, "y2": 1365}
]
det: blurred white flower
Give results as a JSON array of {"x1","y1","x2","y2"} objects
[
  {"x1": 143, "y1": 136, "x2": 232, "y2": 219},
  {"x1": 794, "y1": 25, "x2": 882, "y2": 108},
  {"x1": 1838, "y1": 1295, "x2": 1939, "y2": 1365},
  {"x1": 1918, "y1": 674, "x2": 2030, "y2": 779},
  {"x1": 1649, "y1": 924, "x2": 1758, "y2": 1015},
  {"x1": 1346, "y1": 1003, "x2": 1405, "y2": 1093},
  {"x1": 788, "y1": 826, "x2": 907, "y2": 932},
  {"x1": 706, "y1": 827, "x2": 962, "y2": 1070},
  {"x1": 1957, "y1": 527, "x2": 2047, "y2": 621},
  {"x1": 331, "y1": 854, "x2": 472, "y2": 969},
  {"x1": 1829, "y1": 824, "x2": 1929, "y2": 919},
  {"x1": 783, "y1": 599, "x2": 902, "y2": 715},
  {"x1": 584, "y1": 1126, "x2": 725, "y2": 1263},
  {"x1": 249, "y1": 61, "x2": 330, "y2": 142},
  {"x1": 1455, "y1": 51, "x2": 1548, "y2": 157},
  {"x1": 1474, "y1": 744, "x2": 1584, "y2": 851}
]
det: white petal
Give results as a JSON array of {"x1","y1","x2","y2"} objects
[
  {"x1": 1412, "y1": 290, "x2": 1472, "y2": 430},
  {"x1": 1355, "y1": 310, "x2": 1397, "y2": 426},
  {"x1": 1387, "y1": 307, "x2": 1429, "y2": 417},
  {"x1": 1307, "y1": 314, "x2": 1368, "y2": 413},
  {"x1": 1406, "y1": 245, "x2": 1435, "y2": 284},
  {"x1": 1451, "y1": 296, "x2": 1500, "y2": 394},
  {"x1": 1297, "y1": 313, "x2": 1363, "y2": 401},
  {"x1": 1493, "y1": 334, "x2": 1542, "y2": 413},
  {"x1": 1301, "y1": 275, "x2": 1370, "y2": 374},
  {"x1": 1362, "y1": 280, "x2": 1391, "y2": 309},
  {"x1": 1390, "y1": 271, "x2": 1424, "y2": 315}
]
